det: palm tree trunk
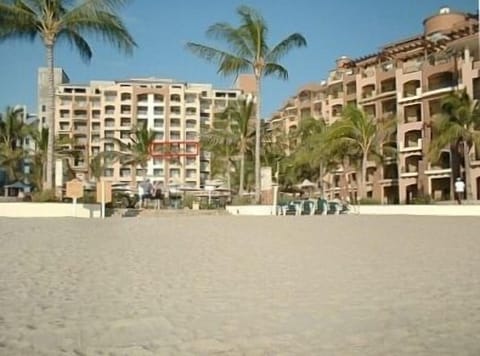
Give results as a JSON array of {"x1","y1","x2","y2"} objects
[
  {"x1": 226, "y1": 158, "x2": 231, "y2": 192},
  {"x1": 360, "y1": 152, "x2": 368, "y2": 200},
  {"x1": 319, "y1": 162, "x2": 325, "y2": 197},
  {"x1": 131, "y1": 164, "x2": 136, "y2": 186},
  {"x1": 254, "y1": 74, "x2": 262, "y2": 204},
  {"x1": 464, "y1": 140, "x2": 473, "y2": 200},
  {"x1": 44, "y1": 43, "x2": 55, "y2": 190},
  {"x1": 239, "y1": 151, "x2": 245, "y2": 196},
  {"x1": 450, "y1": 142, "x2": 461, "y2": 201}
]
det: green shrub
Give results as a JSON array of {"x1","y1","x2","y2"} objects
[
  {"x1": 411, "y1": 194, "x2": 433, "y2": 205},
  {"x1": 31, "y1": 189, "x2": 59, "y2": 202},
  {"x1": 278, "y1": 195, "x2": 294, "y2": 205},
  {"x1": 80, "y1": 191, "x2": 97, "y2": 204},
  {"x1": 358, "y1": 197, "x2": 381, "y2": 205},
  {"x1": 182, "y1": 193, "x2": 196, "y2": 209},
  {"x1": 231, "y1": 195, "x2": 253, "y2": 206}
]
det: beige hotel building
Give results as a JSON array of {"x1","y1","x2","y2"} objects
[
  {"x1": 268, "y1": 7, "x2": 479, "y2": 203},
  {"x1": 38, "y1": 71, "x2": 256, "y2": 188}
]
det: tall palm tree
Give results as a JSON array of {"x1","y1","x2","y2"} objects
[
  {"x1": 429, "y1": 90, "x2": 480, "y2": 200},
  {"x1": 201, "y1": 108, "x2": 237, "y2": 193},
  {"x1": 107, "y1": 126, "x2": 157, "y2": 185},
  {"x1": 0, "y1": 0, "x2": 136, "y2": 190},
  {"x1": 29, "y1": 126, "x2": 81, "y2": 190},
  {"x1": 186, "y1": 5, "x2": 307, "y2": 203},
  {"x1": 261, "y1": 123, "x2": 288, "y2": 184},
  {"x1": 329, "y1": 105, "x2": 396, "y2": 199},
  {"x1": 203, "y1": 97, "x2": 255, "y2": 195}
]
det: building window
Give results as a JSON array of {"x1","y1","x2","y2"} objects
[
  {"x1": 104, "y1": 168, "x2": 114, "y2": 177},
  {"x1": 153, "y1": 168, "x2": 164, "y2": 176}
]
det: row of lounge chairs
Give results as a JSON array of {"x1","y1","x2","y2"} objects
[{"x1": 279, "y1": 199, "x2": 351, "y2": 216}]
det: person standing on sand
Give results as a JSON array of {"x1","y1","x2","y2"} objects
[
  {"x1": 454, "y1": 177, "x2": 465, "y2": 205},
  {"x1": 137, "y1": 181, "x2": 144, "y2": 208},
  {"x1": 152, "y1": 181, "x2": 163, "y2": 210}
]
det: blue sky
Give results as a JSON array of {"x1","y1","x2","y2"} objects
[{"x1": 0, "y1": 0, "x2": 476, "y2": 118}]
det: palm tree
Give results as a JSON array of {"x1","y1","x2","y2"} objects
[
  {"x1": 107, "y1": 126, "x2": 157, "y2": 185},
  {"x1": 29, "y1": 127, "x2": 81, "y2": 190},
  {"x1": 201, "y1": 108, "x2": 237, "y2": 193},
  {"x1": 0, "y1": 106, "x2": 30, "y2": 149},
  {"x1": 186, "y1": 5, "x2": 307, "y2": 203},
  {"x1": 203, "y1": 97, "x2": 255, "y2": 195},
  {"x1": 0, "y1": 106, "x2": 31, "y2": 183},
  {"x1": 261, "y1": 123, "x2": 288, "y2": 185},
  {"x1": 429, "y1": 90, "x2": 480, "y2": 201},
  {"x1": 329, "y1": 105, "x2": 396, "y2": 200},
  {"x1": 89, "y1": 155, "x2": 102, "y2": 183},
  {"x1": 0, "y1": 144, "x2": 25, "y2": 182},
  {"x1": 288, "y1": 117, "x2": 331, "y2": 192},
  {"x1": 0, "y1": 0, "x2": 136, "y2": 190}
]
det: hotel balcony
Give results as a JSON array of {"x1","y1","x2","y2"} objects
[
  {"x1": 120, "y1": 93, "x2": 132, "y2": 102},
  {"x1": 185, "y1": 119, "x2": 197, "y2": 130},
  {"x1": 376, "y1": 78, "x2": 397, "y2": 99},
  {"x1": 424, "y1": 166, "x2": 451, "y2": 176},
  {"x1": 137, "y1": 109, "x2": 148, "y2": 117},
  {"x1": 361, "y1": 68, "x2": 375, "y2": 78},
  {"x1": 399, "y1": 138, "x2": 422, "y2": 153},
  {"x1": 120, "y1": 119, "x2": 131, "y2": 128},
  {"x1": 72, "y1": 115, "x2": 87, "y2": 122},
  {"x1": 185, "y1": 108, "x2": 197, "y2": 117},
  {"x1": 424, "y1": 152, "x2": 451, "y2": 176},
  {"x1": 327, "y1": 70, "x2": 343, "y2": 85},
  {"x1": 153, "y1": 94, "x2": 164, "y2": 104},
  {"x1": 137, "y1": 94, "x2": 148, "y2": 104},
  {"x1": 74, "y1": 138, "x2": 88, "y2": 146},
  {"x1": 91, "y1": 124, "x2": 101, "y2": 132},
  {"x1": 402, "y1": 62, "x2": 422, "y2": 74},
  {"x1": 398, "y1": 87, "x2": 422, "y2": 103},
  {"x1": 58, "y1": 122, "x2": 70, "y2": 132},
  {"x1": 359, "y1": 85, "x2": 376, "y2": 103},
  {"x1": 400, "y1": 167, "x2": 419, "y2": 178},
  {"x1": 72, "y1": 100, "x2": 87, "y2": 109},
  {"x1": 422, "y1": 81, "x2": 464, "y2": 98},
  {"x1": 73, "y1": 127, "x2": 88, "y2": 135},
  {"x1": 186, "y1": 159, "x2": 197, "y2": 167}
]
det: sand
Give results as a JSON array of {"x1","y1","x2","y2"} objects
[{"x1": 0, "y1": 215, "x2": 479, "y2": 355}]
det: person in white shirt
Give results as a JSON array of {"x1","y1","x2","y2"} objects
[
  {"x1": 137, "y1": 182, "x2": 144, "y2": 208},
  {"x1": 454, "y1": 177, "x2": 465, "y2": 205}
]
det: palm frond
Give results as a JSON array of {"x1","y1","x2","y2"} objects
[
  {"x1": 236, "y1": 5, "x2": 268, "y2": 56},
  {"x1": 61, "y1": 7, "x2": 136, "y2": 54},
  {"x1": 0, "y1": 1, "x2": 38, "y2": 42},
  {"x1": 263, "y1": 63, "x2": 288, "y2": 80},
  {"x1": 268, "y1": 33, "x2": 307, "y2": 62},
  {"x1": 59, "y1": 27, "x2": 93, "y2": 62},
  {"x1": 206, "y1": 22, "x2": 253, "y2": 58},
  {"x1": 185, "y1": 42, "x2": 251, "y2": 76}
]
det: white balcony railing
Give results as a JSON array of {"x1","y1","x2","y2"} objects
[{"x1": 399, "y1": 138, "x2": 422, "y2": 152}]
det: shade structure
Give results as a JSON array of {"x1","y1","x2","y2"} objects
[{"x1": 299, "y1": 179, "x2": 316, "y2": 188}]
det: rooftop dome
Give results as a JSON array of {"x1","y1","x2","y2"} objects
[{"x1": 423, "y1": 7, "x2": 467, "y2": 36}]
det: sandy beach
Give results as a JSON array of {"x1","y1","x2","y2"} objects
[{"x1": 0, "y1": 215, "x2": 479, "y2": 355}]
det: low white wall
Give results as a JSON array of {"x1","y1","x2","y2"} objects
[
  {"x1": 356, "y1": 204, "x2": 480, "y2": 216},
  {"x1": 226, "y1": 204, "x2": 480, "y2": 217},
  {"x1": 0, "y1": 202, "x2": 101, "y2": 218},
  {"x1": 226, "y1": 205, "x2": 277, "y2": 216}
]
